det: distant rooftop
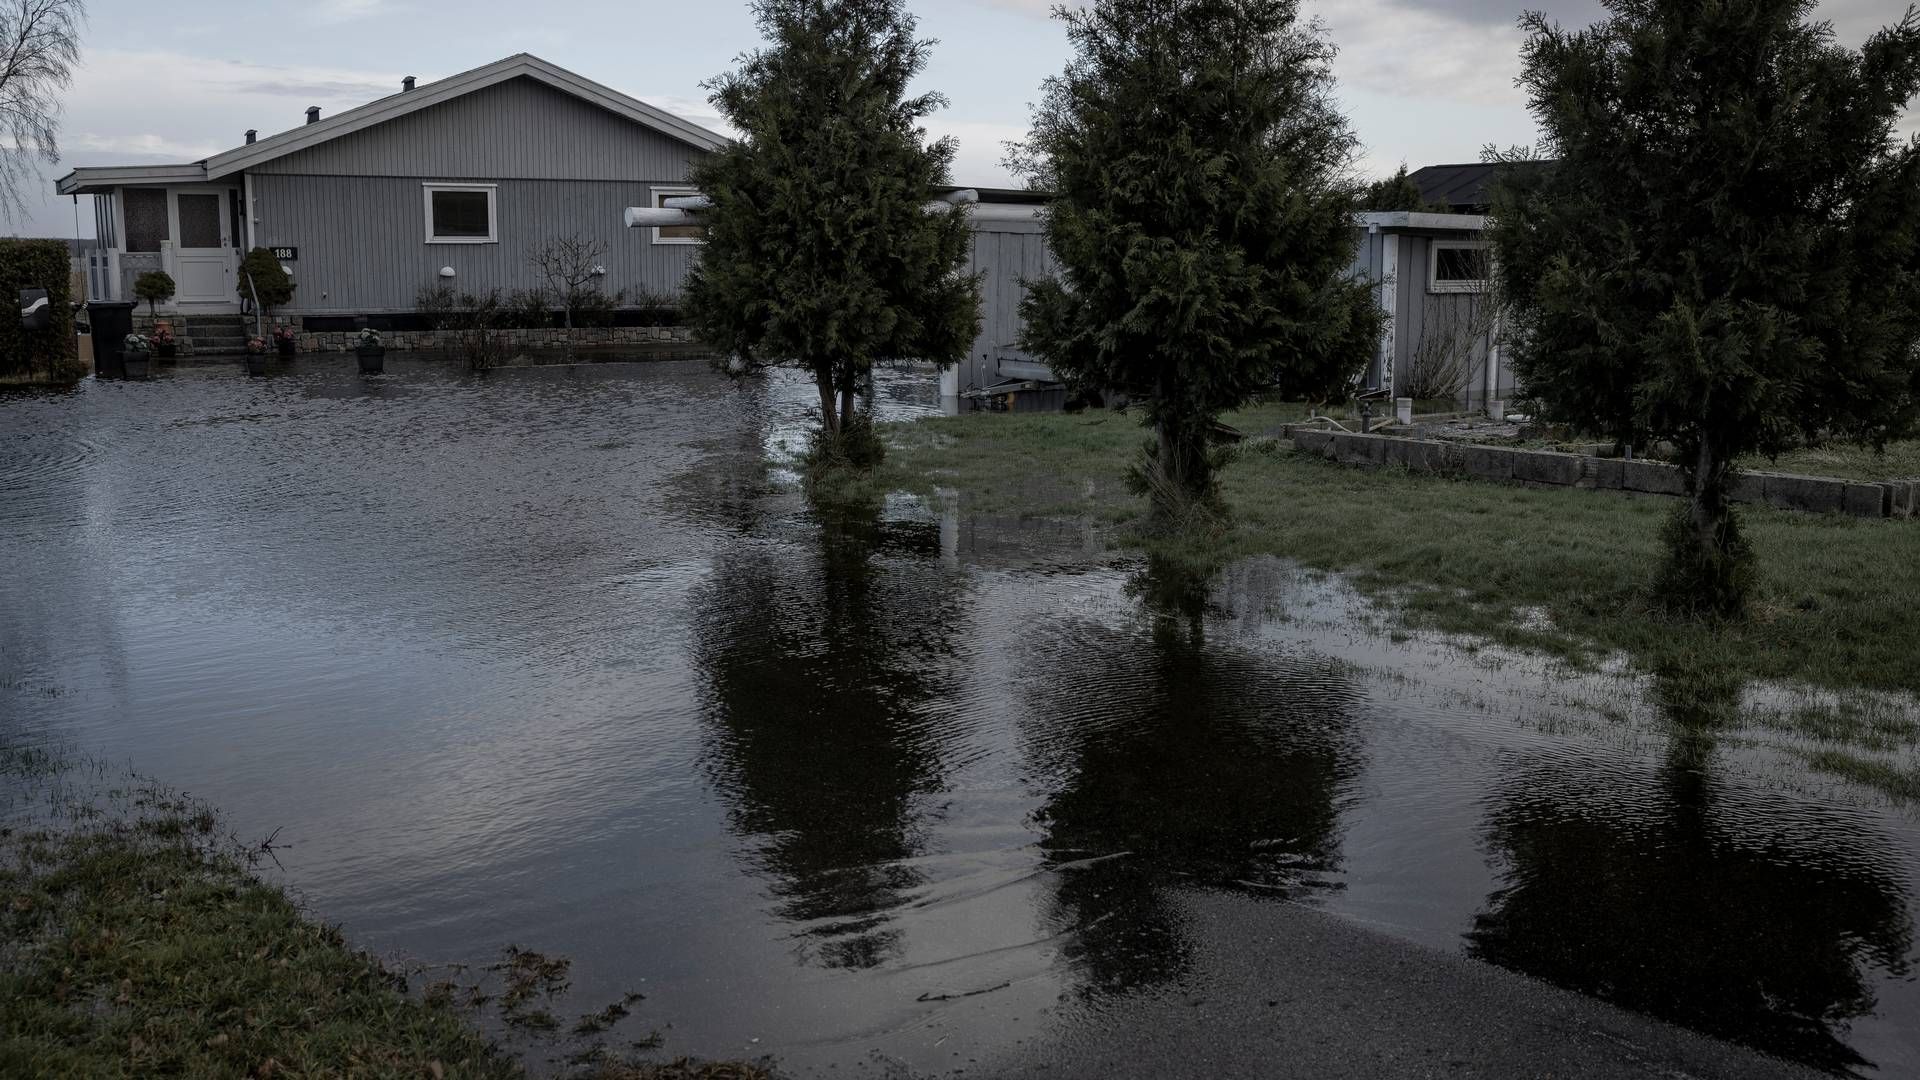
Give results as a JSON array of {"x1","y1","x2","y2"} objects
[{"x1": 1409, "y1": 161, "x2": 1550, "y2": 213}]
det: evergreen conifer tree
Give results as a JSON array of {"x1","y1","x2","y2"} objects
[
  {"x1": 684, "y1": 0, "x2": 980, "y2": 466},
  {"x1": 1360, "y1": 165, "x2": 1444, "y2": 213},
  {"x1": 1491, "y1": 1, "x2": 1920, "y2": 614},
  {"x1": 1013, "y1": 0, "x2": 1380, "y2": 513}
]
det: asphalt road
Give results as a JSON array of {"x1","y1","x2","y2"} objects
[{"x1": 970, "y1": 890, "x2": 1828, "y2": 1080}]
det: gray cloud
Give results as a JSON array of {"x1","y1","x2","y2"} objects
[{"x1": 230, "y1": 79, "x2": 402, "y2": 99}]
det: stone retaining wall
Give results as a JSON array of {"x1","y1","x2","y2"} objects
[
  {"x1": 1280, "y1": 426, "x2": 1915, "y2": 520},
  {"x1": 128, "y1": 315, "x2": 698, "y2": 356}
]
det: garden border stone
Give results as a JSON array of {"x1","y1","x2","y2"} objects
[{"x1": 1277, "y1": 426, "x2": 1905, "y2": 520}]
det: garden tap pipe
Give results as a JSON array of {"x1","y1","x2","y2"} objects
[{"x1": 623, "y1": 188, "x2": 980, "y2": 230}]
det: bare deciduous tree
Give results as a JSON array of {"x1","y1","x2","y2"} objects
[
  {"x1": 0, "y1": 0, "x2": 84, "y2": 223},
  {"x1": 527, "y1": 233, "x2": 608, "y2": 355}
]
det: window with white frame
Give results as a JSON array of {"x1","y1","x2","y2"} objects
[
  {"x1": 1429, "y1": 240, "x2": 1490, "y2": 293},
  {"x1": 423, "y1": 183, "x2": 497, "y2": 244},
  {"x1": 650, "y1": 186, "x2": 705, "y2": 244}
]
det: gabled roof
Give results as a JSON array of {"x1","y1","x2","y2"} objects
[
  {"x1": 204, "y1": 54, "x2": 728, "y2": 179},
  {"x1": 1409, "y1": 163, "x2": 1503, "y2": 212},
  {"x1": 56, "y1": 54, "x2": 728, "y2": 195},
  {"x1": 1409, "y1": 161, "x2": 1553, "y2": 213}
]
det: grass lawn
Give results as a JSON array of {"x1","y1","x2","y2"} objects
[
  {"x1": 864, "y1": 401, "x2": 1920, "y2": 699},
  {"x1": 1744, "y1": 439, "x2": 1920, "y2": 482},
  {"x1": 0, "y1": 748, "x2": 769, "y2": 1080}
]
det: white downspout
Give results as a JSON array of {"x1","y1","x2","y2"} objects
[
  {"x1": 243, "y1": 172, "x2": 255, "y2": 251},
  {"x1": 1485, "y1": 307, "x2": 1503, "y2": 419},
  {"x1": 1376, "y1": 228, "x2": 1397, "y2": 397}
]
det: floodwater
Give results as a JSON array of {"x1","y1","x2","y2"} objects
[{"x1": 3, "y1": 358, "x2": 1917, "y2": 1076}]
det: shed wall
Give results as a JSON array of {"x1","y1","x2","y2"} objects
[
  {"x1": 959, "y1": 216, "x2": 1054, "y2": 393},
  {"x1": 252, "y1": 174, "x2": 697, "y2": 313}
]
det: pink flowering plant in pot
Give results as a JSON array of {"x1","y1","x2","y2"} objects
[{"x1": 271, "y1": 323, "x2": 297, "y2": 356}]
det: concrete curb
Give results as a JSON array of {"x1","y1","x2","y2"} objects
[{"x1": 1277, "y1": 426, "x2": 1912, "y2": 520}]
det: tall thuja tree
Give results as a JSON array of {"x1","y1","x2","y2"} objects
[
  {"x1": 1013, "y1": 0, "x2": 1380, "y2": 513},
  {"x1": 685, "y1": 0, "x2": 979, "y2": 466},
  {"x1": 1491, "y1": 1, "x2": 1920, "y2": 615}
]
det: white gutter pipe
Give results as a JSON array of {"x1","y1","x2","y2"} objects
[{"x1": 624, "y1": 188, "x2": 982, "y2": 230}]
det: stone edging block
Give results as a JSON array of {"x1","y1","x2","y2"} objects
[{"x1": 1277, "y1": 426, "x2": 1903, "y2": 519}]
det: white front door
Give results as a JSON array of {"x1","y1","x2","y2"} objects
[{"x1": 172, "y1": 190, "x2": 233, "y2": 305}]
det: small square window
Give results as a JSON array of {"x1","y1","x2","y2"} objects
[
  {"x1": 424, "y1": 184, "x2": 497, "y2": 244},
  {"x1": 1430, "y1": 241, "x2": 1490, "y2": 293},
  {"x1": 651, "y1": 187, "x2": 705, "y2": 244}
]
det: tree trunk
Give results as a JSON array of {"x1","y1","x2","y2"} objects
[
  {"x1": 816, "y1": 371, "x2": 840, "y2": 437},
  {"x1": 839, "y1": 384, "x2": 856, "y2": 434},
  {"x1": 1664, "y1": 434, "x2": 1750, "y2": 614}
]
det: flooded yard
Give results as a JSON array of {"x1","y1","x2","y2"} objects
[{"x1": 2, "y1": 358, "x2": 1916, "y2": 1076}]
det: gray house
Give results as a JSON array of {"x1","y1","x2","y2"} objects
[
  {"x1": 1350, "y1": 210, "x2": 1510, "y2": 413},
  {"x1": 58, "y1": 54, "x2": 727, "y2": 319},
  {"x1": 946, "y1": 199, "x2": 1512, "y2": 416}
]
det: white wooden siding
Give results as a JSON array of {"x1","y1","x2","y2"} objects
[{"x1": 252, "y1": 174, "x2": 698, "y2": 312}]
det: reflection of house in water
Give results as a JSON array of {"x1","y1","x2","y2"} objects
[
  {"x1": 689, "y1": 509, "x2": 971, "y2": 969},
  {"x1": 1468, "y1": 739, "x2": 1914, "y2": 1075},
  {"x1": 1015, "y1": 561, "x2": 1367, "y2": 994}
]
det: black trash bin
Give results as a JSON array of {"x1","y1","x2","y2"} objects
[{"x1": 88, "y1": 301, "x2": 137, "y2": 379}]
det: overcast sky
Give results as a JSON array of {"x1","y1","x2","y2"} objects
[{"x1": 14, "y1": 0, "x2": 1911, "y2": 239}]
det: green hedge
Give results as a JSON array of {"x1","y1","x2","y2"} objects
[{"x1": 0, "y1": 239, "x2": 78, "y2": 380}]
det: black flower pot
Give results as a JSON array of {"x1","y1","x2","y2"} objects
[
  {"x1": 245, "y1": 352, "x2": 269, "y2": 376},
  {"x1": 155, "y1": 342, "x2": 177, "y2": 360},
  {"x1": 356, "y1": 345, "x2": 385, "y2": 374},
  {"x1": 276, "y1": 338, "x2": 296, "y2": 357},
  {"x1": 123, "y1": 354, "x2": 152, "y2": 380}
]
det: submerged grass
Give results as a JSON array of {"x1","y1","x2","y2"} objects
[
  {"x1": 0, "y1": 745, "x2": 772, "y2": 1080},
  {"x1": 864, "y1": 403, "x2": 1920, "y2": 801}
]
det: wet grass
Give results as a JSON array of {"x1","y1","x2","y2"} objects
[
  {"x1": 863, "y1": 405, "x2": 1920, "y2": 799},
  {"x1": 0, "y1": 744, "x2": 772, "y2": 1080}
]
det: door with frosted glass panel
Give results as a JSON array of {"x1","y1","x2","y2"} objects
[{"x1": 173, "y1": 191, "x2": 233, "y2": 304}]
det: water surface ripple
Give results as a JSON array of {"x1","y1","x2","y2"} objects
[{"x1": 2, "y1": 359, "x2": 1916, "y2": 1076}]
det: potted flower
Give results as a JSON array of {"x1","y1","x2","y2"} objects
[
  {"x1": 272, "y1": 323, "x2": 297, "y2": 357},
  {"x1": 121, "y1": 333, "x2": 153, "y2": 380},
  {"x1": 355, "y1": 326, "x2": 385, "y2": 374},
  {"x1": 245, "y1": 335, "x2": 269, "y2": 376},
  {"x1": 149, "y1": 324, "x2": 177, "y2": 360}
]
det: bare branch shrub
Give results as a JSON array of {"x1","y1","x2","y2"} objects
[
  {"x1": 1403, "y1": 292, "x2": 1496, "y2": 404},
  {"x1": 527, "y1": 234, "x2": 609, "y2": 354}
]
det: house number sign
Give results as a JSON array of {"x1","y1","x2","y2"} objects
[{"x1": 271, "y1": 247, "x2": 298, "y2": 261}]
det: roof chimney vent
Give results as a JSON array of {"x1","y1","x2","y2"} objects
[
  {"x1": 305, "y1": 106, "x2": 321, "y2": 125},
  {"x1": 402, "y1": 75, "x2": 415, "y2": 91},
  {"x1": 245, "y1": 129, "x2": 256, "y2": 144}
]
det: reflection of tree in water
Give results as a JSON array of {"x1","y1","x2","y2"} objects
[
  {"x1": 691, "y1": 505, "x2": 969, "y2": 970},
  {"x1": 1024, "y1": 557, "x2": 1366, "y2": 995},
  {"x1": 1469, "y1": 681, "x2": 1914, "y2": 1075}
]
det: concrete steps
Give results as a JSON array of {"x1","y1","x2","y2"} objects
[{"x1": 175, "y1": 315, "x2": 250, "y2": 356}]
